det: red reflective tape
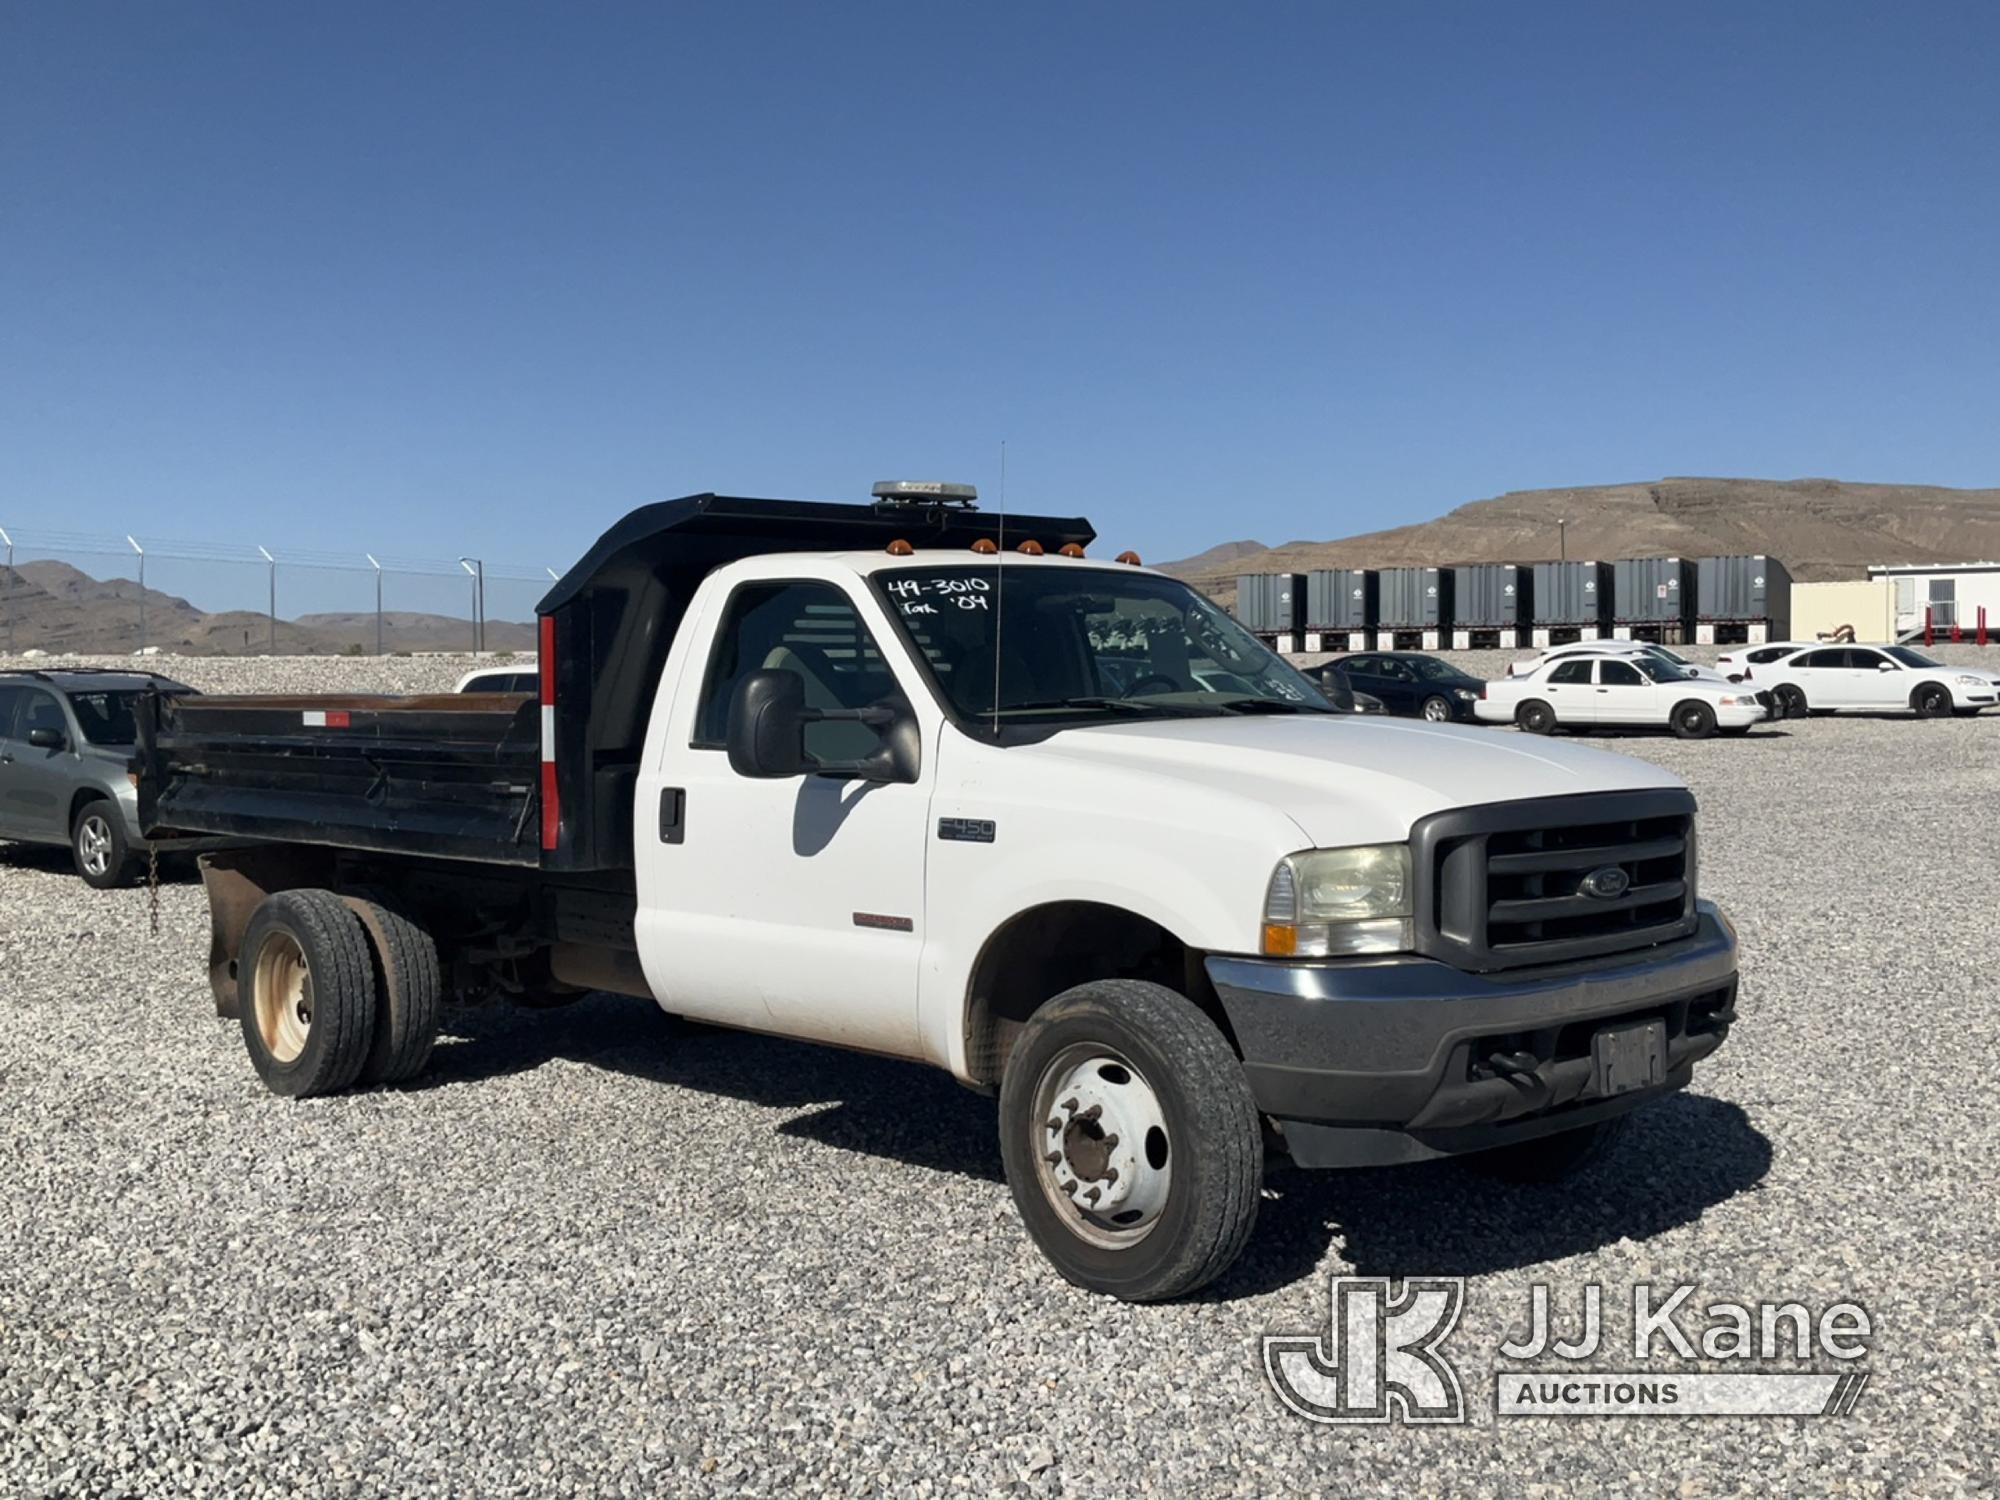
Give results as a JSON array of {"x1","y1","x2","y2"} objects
[
  {"x1": 540, "y1": 759, "x2": 560, "y2": 852},
  {"x1": 539, "y1": 615, "x2": 556, "y2": 705},
  {"x1": 537, "y1": 613, "x2": 559, "y2": 851},
  {"x1": 325, "y1": 711, "x2": 351, "y2": 729}
]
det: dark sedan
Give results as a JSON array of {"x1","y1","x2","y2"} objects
[{"x1": 1324, "y1": 652, "x2": 1485, "y2": 722}]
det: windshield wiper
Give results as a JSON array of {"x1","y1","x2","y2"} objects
[
  {"x1": 1206, "y1": 696, "x2": 1330, "y2": 715},
  {"x1": 997, "y1": 696, "x2": 1204, "y2": 717}
]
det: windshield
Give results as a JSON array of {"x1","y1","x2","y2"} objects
[
  {"x1": 1409, "y1": 656, "x2": 1464, "y2": 682},
  {"x1": 875, "y1": 565, "x2": 1332, "y2": 722},
  {"x1": 67, "y1": 690, "x2": 143, "y2": 745},
  {"x1": 1886, "y1": 646, "x2": 1939, "y2": 668}
]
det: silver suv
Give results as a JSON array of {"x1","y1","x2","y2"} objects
[{"x1": 0, "y1": 669, "x2": 209, "y2": 888}]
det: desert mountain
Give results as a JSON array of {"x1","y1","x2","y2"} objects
[
  {"x1": 0, "y1": 561, "x2": 533, "y2": 655},
  {"x1": 1162, "y1": 477, "x2": 2000, "y2": 610}
]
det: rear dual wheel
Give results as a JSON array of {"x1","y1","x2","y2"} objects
[{"x1": 239, "y1": 889, "x2": 441, "y2": 1097}]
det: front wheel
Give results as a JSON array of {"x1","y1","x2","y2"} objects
[
  {"x1": 1912, "y1": 683, "x2": 1953, "y2": 718},
  {"x1": 72, "y1": 799, "x2": 137, "y2": 890},
  {"x1": 1419, "y1": 694, "x2": 1452, "y2": 723},
  {"x1": 1516, "y1": 700, "x2": 1557, "y2": 735},
  {"x1": 998, "y1": 980, "x2": 1260, "y2": 1302},
  {"x1": 1670, "y1": 701, "x2": 1717, "y2": 739}
]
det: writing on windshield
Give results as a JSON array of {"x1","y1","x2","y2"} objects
[{"x1": 877, "y1": 565, "x2": 1331, "y2": 723}]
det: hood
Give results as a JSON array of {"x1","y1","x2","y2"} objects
[{"x1": 1010, "y1": 714, "x2": 1685, "y2": 847}]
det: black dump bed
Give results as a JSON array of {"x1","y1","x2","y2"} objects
[{"x1": 136, "y1": 692, "x2": 542, "y2": 866}]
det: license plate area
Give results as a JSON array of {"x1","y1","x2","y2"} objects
[{"x1": 1591, "y1": 1020, "x2": 1667, "y2": 1098}]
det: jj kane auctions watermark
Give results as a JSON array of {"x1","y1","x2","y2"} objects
[{"x1": 1264, "y1": 1277, "x2": 1873, "y2": 1423}]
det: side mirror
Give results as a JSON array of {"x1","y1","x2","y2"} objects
[
  {"x1": 1877, "y1": 662, "x2": 1897, "y2": 671},
  {"x1": 725, "y1": 669, "x2": 920, "y2": 784},
  {"x1": 726, "y1": 670, "x2": 810, "y2": 778},
  {"x1": 27, "y1": 727, "x2": 66, "y2": 750}
]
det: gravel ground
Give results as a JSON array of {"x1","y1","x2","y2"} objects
[{"x1": 3, "y1": 651, "x2": 1998, "y2": 1496}]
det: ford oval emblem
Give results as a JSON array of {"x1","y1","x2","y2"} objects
[{"x1": 1580, "y1": 865, "x2": 1631, "y2": 900}]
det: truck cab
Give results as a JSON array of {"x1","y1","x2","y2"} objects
[{"x1": 139, "y1": 488, "x2": 1741, "y2": 1301}]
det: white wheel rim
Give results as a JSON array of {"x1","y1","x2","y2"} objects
[
  {"x1": 253, "y1": 932, "x2": 313, "y2": 1063},
  {"x1": 1424, "y1": 699, "x2": 1448, "y2": 721},
  {"x1": 1030, "y1": 1045, "x2": 1173, "y2": 1248},
  {"x1": 77, "y1": 815, "x2": 112, "y2": 878}
]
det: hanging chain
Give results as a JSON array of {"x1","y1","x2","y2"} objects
[{"x1": 147, "y1": 846, "x2": 161, "y2": 937}]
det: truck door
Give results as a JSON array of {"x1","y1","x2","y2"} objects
[{"x1": 634, "y1": 577, "x2": 931, "y2": 1058}]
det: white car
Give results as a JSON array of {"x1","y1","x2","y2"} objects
[
  {"x1": 454, "y1": 665, "x2": 539, "y2": 694},
  {"x1": 1507, "y1": 640, "x2": 1729, "y2": 684},
  {"x1": 1715, "y1": 641, "x2": 1819, "y2": 677},
  {"x1": 1478, "y1": 651, "x2": 1770, "y2": 738},
  {"x1": 1752, "y1": 644, "x2": 1999, "y2": 718}
]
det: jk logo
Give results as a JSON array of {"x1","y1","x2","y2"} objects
[{"x1": 1263, "y1": 1276, "x2": 1467, "y2": 1424}]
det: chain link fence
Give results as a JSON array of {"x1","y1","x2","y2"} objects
[{"x1": 0, "y1": 525, "x2": 560, "y2": 657}]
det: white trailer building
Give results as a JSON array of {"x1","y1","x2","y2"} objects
[{"x1": 1866, "y1": 562, "x2": 2000, "y2": 641}]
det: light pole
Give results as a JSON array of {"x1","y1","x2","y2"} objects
[
  {"x1": 1558, "y1": 518, "x2": 1568, "y2": 562},
  {"x1": 0, "y1": 525, "x2": 13, "y2": 655},
  {"x1": 258, "y1": 546, "x2": 277, "y2": 654},
  {"x1": 367, "y1": 554, "x2": 384, "y2": 656},
  {"x1": 127, "y1": 536, "x2": 146, "y2": 654},
  {"x1": 458, "y1": 557, "x2": 484, "y2": 654}
]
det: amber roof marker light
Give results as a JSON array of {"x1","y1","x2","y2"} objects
[
  {"x1": 886, "y1": 538, "x2": 915, "y2": 556},
  {"x1": 1017, "y1": 539, "x2": 1045, "y2": 556},
  {"x1": 1116, "y1": 550, "x2": 1142, "y2": 566},
  {"x1": 971, "y1": 537, "x2": 999, "y2": 555},
  {"x1": 1059, "y1": 543, "x2": 1086, "y2": 558}
]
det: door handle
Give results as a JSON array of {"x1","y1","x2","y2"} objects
[{"x1": 658, "y1": 787, "x2": 685, "y2": 845}]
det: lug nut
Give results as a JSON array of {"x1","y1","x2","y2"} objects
[
  {"x1": 1078, "y1": 1104, "x2": 1102, "y2": 1122},
  {"x1": 1061, "y1": 1097, "x2": 1079, "y2": 1115},
  {"x1": 1044, "y1": 1151, "x2": 1062, "y2": 1166},
  {"x1": 1083, "y1": 1187, "x2": 1101, "y2": 1205},
  {"x1": 1060, "y1": 1181, "x2": 1077, "y2": 1196}
]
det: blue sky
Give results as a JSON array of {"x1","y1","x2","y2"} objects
[{"x1": 4, "y1": 1, "x2": 1996, "y2": 583}]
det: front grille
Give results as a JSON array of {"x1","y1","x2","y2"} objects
[{"x1": 1411, "y1": 790, "x2": 1699, "y2": 971}]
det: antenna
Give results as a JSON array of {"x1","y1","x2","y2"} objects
[{"x1": 992, "y1": 440, "x2": 1006, "y2": 733}]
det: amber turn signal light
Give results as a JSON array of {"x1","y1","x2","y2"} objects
[{"x1": 1261, "y1": 923, "x2": 1299, "y2": 957}]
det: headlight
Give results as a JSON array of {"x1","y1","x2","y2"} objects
[
  {"x1": 1955, "y1": 675, "x2": 1984, "y2": 688},
  {"x1": 1263, "y1": 844, "x2": 1414, "y2": 957}
]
